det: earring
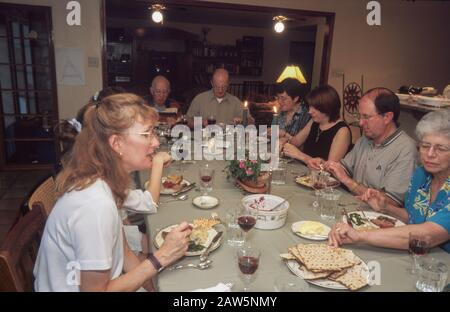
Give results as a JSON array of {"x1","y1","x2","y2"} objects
[{"x1": 119, "y1": 152, "x2": 123, "y2": 157}]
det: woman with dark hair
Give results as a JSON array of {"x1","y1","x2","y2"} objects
[
  {"x1": 34, "y1": 93, "x2": 190, "y2": 291},
  {"x1": 281, "y1": 85, "x2": 351, "y2": 168},
  {"x1": 275, "y1": 78, "x2": 311, "y2": 138}
]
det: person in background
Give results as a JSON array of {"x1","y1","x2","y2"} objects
[
  {"x1": 187, "y1": 68, "x2": 253, "y2": 127},
  {"x1": 35, "y1": 94, "x2": 190, "y2": 291},
  {"x1": 324, "y1": 87, "x2": 417, "y2": 206},
  {"x1": 274, "y1": 78, "x2": 310, "y2": 140},
  {"x1": 147, "y1": 75, "x2": 180, "y2": 127},
  {"x1": 329, "y1": 109, "x2": 450, "y2": 253},
  {"x1": 281, "y1": 85, "x2": 351, "y2": 167}
]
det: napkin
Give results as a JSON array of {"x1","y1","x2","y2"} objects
[{"x1": 191, "y1": 282, "x2": 232, "y2": 292}]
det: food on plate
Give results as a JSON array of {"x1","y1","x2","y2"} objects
[
  {"x1": 189, "y1": 218, "x2": 220, "y2": 251},
  {"x1": 285, "y1": 243, "x2": 368, "y2": 291},
  {"x1": 296, "y1": 221, "x2": 330, "y2": 237},
  {"x1": 163, "y1": 174, "x2": 184, "y2": 189},
  {"x1": 347, "y1": 212, "x2": 378, "y2": 231},
  {"x1": 295, "y1": 175, "x2": 340, "y2": 188},
  {"x1": 370, "y1": 215, "x2": 397, "y2": 228},
  {"x1": 296, "y1": 175, "x2": 312, "y2": 185}
]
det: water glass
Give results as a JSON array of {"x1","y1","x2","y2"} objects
[
  {"x1": 319, "y1": 188, "x2": 341, "y2": 221},
  {"x1": 225, "y1": 207, "x2": 245, "y2": 247},
  {"x1": 271, "y1": 160, "x2": 287, "y2": 185},
  {"x1": 415, "y1": 257, "x2": 448, "y2": 292}
]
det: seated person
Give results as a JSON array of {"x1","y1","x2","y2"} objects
[
  {"x1": 146, "y1": 75, "x2": 181, "y2": 127},
  {"x1": 186, "y1": 68, "x2": 253, "y2": 127},
  {"x1": 324, "y1": 87, "x2": 417, "y2": 206},
  {"x1": 274, "y1": 78, "x2": 311, "y2": 138},
  {"x1": 34, "y1": 94, "x2": 189, "y2": 291},
  {"x1": 281, "y1": 85, "x2": 351, "y2": 168},
  {"x1": 329, "y1": 109, "x2": 450, "y2": 253}
]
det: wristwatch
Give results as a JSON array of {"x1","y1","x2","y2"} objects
[{"x1": 147, "y1": 253, "x2": 164, "y2": 273}]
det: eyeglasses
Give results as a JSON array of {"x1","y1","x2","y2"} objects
[
  {"x1": 129, "y1": 129, "x2": 158, "y2": 141},
  {"x1": 153, "y1": 89, "x2": 169, "y2": 96},
  {"x1": 212, "y1": 84, "x2": 228, "y2": 90},
  {"x1": 418, "y1": 141, "x2": 450, "y2": 155},
  {"x1": 353, "y1": 112, "x2": 384, "y2": 122}
]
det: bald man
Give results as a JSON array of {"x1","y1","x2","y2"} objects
[
  {"x1": 148, "y1": 75, "x2": 180, "y2": 126},
  {"x1": 187, "y1": 68, "x2": 249, "y2": 127}
]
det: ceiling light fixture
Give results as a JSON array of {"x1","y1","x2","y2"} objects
[
  {"x1": 273, "y1": 15, "x2": 287, "y2": 33},
  {"x1": 150, "y1": 4, "x2": 166, "y2": 24}
]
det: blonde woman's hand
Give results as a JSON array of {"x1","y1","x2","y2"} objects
[
  {"x1": 156, "y1": 222, "x2": 191, "y2": 267},
  {"x1": 328, "y1": 223, "x2": 361, "y2": 247},
  {"x1": 357, "y1": 189, "x2": 387, "y2": 213},
  {"x1": 153, "y1": 152, "x2": 172, "y2": 168}
]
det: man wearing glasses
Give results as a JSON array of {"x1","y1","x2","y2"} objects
[
  {"x1": 325, "y1": 87, "x2": 417, "y2": 206},
  {"x1": 147, "y1": 75, "x2": 180, "y2": 126},
  {"x1": 187, "y1": 68, "x2": 252, "y2": 127}
]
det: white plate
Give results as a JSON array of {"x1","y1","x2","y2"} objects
[
  {"x1": 291, "y1": 221, "x2": 330, "y2": 241},
  {"x1": 443, "y1": 84, "x2": 450, "y2": 99},
  {"x1": 192, "y1": 195, "x2": 219, "y2": 209},
  {"x1": 159, "y1": 177, "x2": 192, "y2": 195},
  {"x1": 342, "y1": 211, "x2": 405, "y2": 230},
  {"x1": 285, "y1": 257, "x2": 370, "y2": 290},
  {"x1": 154, "y1": 224, "x2": 221, "y2": 256}
]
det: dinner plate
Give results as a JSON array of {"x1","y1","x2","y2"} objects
[
  {"x1": 295, "y1": 175, "x2": 340, "y2": 189},
  {"x1": 443, "y1": 84, "x2": 450, "y2": 99},
  {"x1": 154, "y1": 224, "x2": 222, "y2": 256},
  {"x1": 285, "y1": 256, "x2": 370, "y2": 290},
  {"x1": 159, "y1": 177, "x2": 191, "y2": 195},
  {"x1": 291, "y1": 221, "x2": 330, "y2": 241},
  {"x1": 192, "y1": 195, "x2": 219, "y2": 209},
  {"x1": 342, "y1": 211, "x2": 405, "y2": 230}
]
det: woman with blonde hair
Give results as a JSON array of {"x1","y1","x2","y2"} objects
[{"x1": 34, "y1": 94, "x2": 191, "y2": 291}]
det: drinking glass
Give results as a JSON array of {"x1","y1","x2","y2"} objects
[
  {"x1": 237, "y1": 203, "x2": 258, "y2": 242},
  {"x1": 199, "y1": 163, "x2": 215, "y2": 196},
  {"x1": 237, "y1": 244, "x2": 260, "y2": 292},
  {"x1": 415, "y1": 257, "x2": 448, "y2": 292},
  {"x1": 207, "y1": 115, "x2": 216, "y2": 125},
  {"x1": 311, "y1": 170, "x2": 329, "y2": 210},
  {"x1": 177, "y1": 147, "x2": 188, "y2": 173},
  {"x1": 319, "y1": 188, "x2": 341, "y2": 222},
  {"x1": 225, "y1": 206, "x2": 245, "y2": 247},
  {"x1": 408, "y1": 232, "x2": 431, "y2": 274}
]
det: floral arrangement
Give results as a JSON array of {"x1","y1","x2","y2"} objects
[{"x1": 225, "y1": 156, "x2": 262, "y2": 182}]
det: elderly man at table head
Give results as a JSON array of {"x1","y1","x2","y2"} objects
[
  {"x1": 187, "y1": 68, "x2": 251, "y2": 127},
  {"x1": 148, "y1": 75, "x2": 180, "y2": 126},
  {"x1": 324, "y1": 87, "x2": 417, "y2": 206}
]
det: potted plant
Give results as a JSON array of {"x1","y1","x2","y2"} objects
[{"x1": 225, "y1": 156, "x2": 268, "y2": 192}]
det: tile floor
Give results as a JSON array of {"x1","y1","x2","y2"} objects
[{"x1": 0, "y1": 170, "x2": 51, "y2": 245}]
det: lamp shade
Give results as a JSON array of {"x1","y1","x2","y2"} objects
[{"x1": 276, "y1": 65, "x2": 307, "y2": 84}]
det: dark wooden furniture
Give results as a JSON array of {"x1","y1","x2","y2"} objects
[{"x1": 0, "y1": 204, "x2": 47, "y2": 291}]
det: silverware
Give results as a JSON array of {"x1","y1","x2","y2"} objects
[
  {"x1": 268, "y1": 199, "x2": 288, "y2": 211},
  {"x1": 172, "y1": 183, "x2": 196, "y2": 196},
  {"x1": 166, "y1": 259, "x2": 212, "y2": 271},
  {"x1": 342, "y1": 207, "x2": 354, "y2": 228},
  {"x1": 160, "y1": 194, "x2": 189, "y2": 203},
  {"x1": 199, "y1": 231, "x2": 223, "y2": 262}
]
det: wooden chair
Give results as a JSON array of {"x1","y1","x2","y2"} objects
[
  {"x1": 23, "y1": 175, "x2": 56, "y2": 217},
  {"x1": 0, "y1": 204, "x2": 47, "y2": 291}
]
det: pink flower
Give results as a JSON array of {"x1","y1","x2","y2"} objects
[
  {"x1": 246, "y1": 168, "x2": 254, "y2": 176},
  {"x1": 239, "y1": 160, "x2": 245, "y2": 169},
  {"x1": 250, "y1": 160, "x2": 257, "y2": 164}
]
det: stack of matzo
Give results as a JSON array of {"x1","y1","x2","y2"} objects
[{"x1": 281, "y1": 243, "x2": 368, "y2": 291}]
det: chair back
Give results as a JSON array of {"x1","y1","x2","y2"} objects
[
  {"x1": 26, "y1": 176, "x2": 56, "y2": 216},
  {"x1": 0, "y1": 204, "x2": 47, "y2": 291}
]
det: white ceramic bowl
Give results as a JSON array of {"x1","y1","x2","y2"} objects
[{"x1": 241, "y1": 194, "x2": 289, "y2": 230}]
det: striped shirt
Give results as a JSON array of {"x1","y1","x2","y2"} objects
[{"x1": 278, "y1": 101, "x2": 311, "y2": 136}]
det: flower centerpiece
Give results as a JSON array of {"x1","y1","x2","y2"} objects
[{"x1": 225, "y1": 155, "x2": 268, "y2": 192}]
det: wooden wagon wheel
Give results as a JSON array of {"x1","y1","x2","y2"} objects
[{"x1": 343, "y1": 82, "x2": 362, "y2": 118}]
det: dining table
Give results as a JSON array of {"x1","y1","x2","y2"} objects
[{"x1": 140, "y1": 158, "x2": 450, "y2": 292}]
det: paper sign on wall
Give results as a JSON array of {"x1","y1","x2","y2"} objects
[{"x1": 55, "y1": 47, "x2": 85, "y2": 85}]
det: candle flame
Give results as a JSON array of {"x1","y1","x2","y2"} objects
[
  {"x1": 273, "y1": 106, "x2": 277, "y2": 113},
  {"x1": 244, "y1": 101, "x2": 248, "y2": 108}
]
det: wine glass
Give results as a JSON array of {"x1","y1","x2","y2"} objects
[
  {"x1": 207, "y1": 115, "x2": 216, "y2": 125},
  {"x1": 237, "y1": 244, "x2": 260, "y2": 292},
  {"x1": 409, "y1": 232, "x2": 431, "y2": 274},
  {"x1": 177, "y1": 147, "x2": 188, "y2": 173},
  {"x1": 199, "y1": 163, "x2": 215, "y2": 196},
  {"x1": 237, "y1": 203, "x2": 258, "y2": 242}
]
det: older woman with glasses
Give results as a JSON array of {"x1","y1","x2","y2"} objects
[
  {"x1": 34, "y1": 94, "x2": 191, "y2": 291},
  {"x1": 281, "y1": 85, "x2": 351, "y2": 168},
  {"x1": 329, "y1": 109, "x2": 450, "y2": 252}
]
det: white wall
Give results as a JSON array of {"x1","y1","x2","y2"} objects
[{"x1": 4, "y1": 0, "x2": 103, "y2": 119}]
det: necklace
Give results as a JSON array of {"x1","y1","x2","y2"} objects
[{"x1": 315, "y1": 128, "x2": 322, "y2": 143}]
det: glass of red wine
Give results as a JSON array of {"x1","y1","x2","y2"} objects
[
  {"x1": 408, "y1": 232, "x2": 431, "y2": 274},
  {"x1": 207, "y1": 115, "x2": 216, "y2": 125},
  {"x1": 199, "y1": 163, "x2": 215, "y2": 196},
  {"x1": 237, "y1": 203, "x2": 258, "y2": 242},
  {"x1": 237, "y1": 244, "x2": 260, "y2": 292}
]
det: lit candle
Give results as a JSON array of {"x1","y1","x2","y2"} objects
[
  {"x1": 242, "y1": 101, "x2": 248, "y2": 126},
  {"x1": 271, "y1": 105, "x2": 279, "y2": 125}
]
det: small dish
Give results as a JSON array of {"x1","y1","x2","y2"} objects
[
  {"x1": 291, "y1": 221, "x2": 330, "y2": 241},
  {"x1": 192, "y1": 195, "x2": 219, "y2": 209}
]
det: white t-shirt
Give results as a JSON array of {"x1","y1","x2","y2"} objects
[{"x1": 34, "y1": 180, "x2": 124, "y2": 292}]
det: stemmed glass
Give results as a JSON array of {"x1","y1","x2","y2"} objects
[
  {"x1": 177, "y1": 146, "x2": 188, "y2": 173},
  {"x1": 408, "y1": 232, "x2": 431, "y2": 274},
  {"x1": 237, "y1": 203, "x2": 258, "y2": 242},
  {"x1": 237, "y1": 244, "x2": 260, "y2": 292},
  {"x1": 199, "y1": 163, "x2": 215, "y2": 196}
]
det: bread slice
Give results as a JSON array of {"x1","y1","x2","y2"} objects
[
  {"x1": 333, "y1": 263, "x2": 368, "y2": 291},
  {"x1": 295, "y1": 243, "x2": 355, "y2": 273}
]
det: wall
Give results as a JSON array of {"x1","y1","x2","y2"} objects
[
  {"x1": 4, "y1": 0, "x2": 103, "y2": 119},
  {"x1": 107, "y1": 18, "x2": 316, "y2": 84}
]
